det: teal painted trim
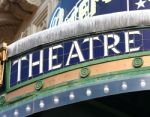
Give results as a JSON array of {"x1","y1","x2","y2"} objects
[
  {"x1": 35, "y1": 80, "x2": 43, "y2": 91},
  {"x1": 7, "y1": 51, "x2": 150, "y2": 92},
  {"x1": 80, "y1": 67, "x2": 90, "y2": 78},
  {"x1": 5, "y1": 60, "x2": 11, "y2": 92},
  {"x1": 0, "y1": 96, "x2": 6, "y2": 106}
]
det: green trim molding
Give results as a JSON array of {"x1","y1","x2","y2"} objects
[
  {"x1": 0, "y1": 96, "x2": 6, "y2": 106},
  {"x1": 5, "y1": 61, "x2": 11, "y2": 92},
  {"x1": 80, "y1": 67, "x2": 90, "y2": 78},
  {"x1": 35, "y1": 80, "x2": 43, "y2": 91}
]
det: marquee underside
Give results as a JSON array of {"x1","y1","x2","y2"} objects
[{"x1": 1, "y1": 72, "x2": 150, "y2": 117}]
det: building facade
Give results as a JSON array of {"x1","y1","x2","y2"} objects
[
  {"x1": 0, "y1": 0, "x2": 58, "y2": 44},
  {"x1": 0, "y1": 0, "x2": 150, "y2": 116}
]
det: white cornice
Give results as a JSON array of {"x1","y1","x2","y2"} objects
[{"x1": 8, "y1": 10, "x2": 150, "y2": 57}]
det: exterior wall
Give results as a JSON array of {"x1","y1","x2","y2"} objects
[{"x1": 14, "y1": 0, "x2": 59, "y2": 42}]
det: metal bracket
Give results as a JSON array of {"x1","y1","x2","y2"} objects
[{"x1": 0, "y1": 42, "x2": 7, "y2": 87}]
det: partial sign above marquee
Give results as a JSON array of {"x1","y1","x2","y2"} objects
[{"x1": 49, "y1": 0, "x2": 150, "y2": 28}]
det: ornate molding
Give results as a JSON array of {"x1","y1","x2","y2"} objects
[
  {"x1": 80, "y1": 68, "x2": 90, "y2": 78},
  {"x1": 0, "y1": 0, "x2": 9, "y2": 11},
  {"x1": 9, "y1": 2, "x2": 31, "y2": 20},
  {"x1": 0, "y1": 96, "x2": 6, "y2": 106},
  {"x1": 0, "y1": 0, "x2": 39, "y2": 44},
  {"x1": 26, "y1": 0, "x2": 41, "y2": 6},
  {"x1": 133, "y1": 57, "x2": 143, "y2": 68},
  {"x1": 16, "y1": 0, "x2": 38, "y2": 12},
  {"x1": 0, "y1": 13, "x2": 21, "y2": 25},
  {"x1": 35, "y1": 80, "x2": 43, "y2": 91}
]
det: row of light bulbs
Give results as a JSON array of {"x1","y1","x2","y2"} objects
[{"x1": 2, "y1": 79, "x2": 146, "y2": 117}]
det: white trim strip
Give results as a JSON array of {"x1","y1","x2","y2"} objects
[{"x1": 8, "y1": 10, "x2": 150, "y2": 57}]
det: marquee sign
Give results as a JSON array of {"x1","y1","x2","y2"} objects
[
  {"x1": 10, "y1": 28, "x2": 150, "y2": 88},
  {"x1": 0, "y1": 0, "x2": 150, "y2": 116},
  {"x1": 49, "y1": 0, "x2": 150, "y2": 28}
]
